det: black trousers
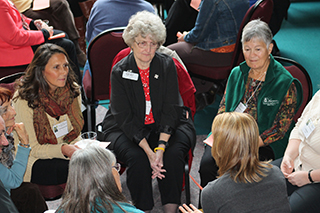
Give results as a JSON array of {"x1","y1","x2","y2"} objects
[
  {"x1": 31, "y1": 158, "x2": 69, "y2": 185},
  {"x1": 164, "y1": 0, "x2": 198, "y2": 46},
  {"x1": 272, "y1": 158, "x2": 320, "y2": 213},
  {"x1": 110, "y1": 129, "x2": 191, "y2": 211},
  {"x1": 31, "y1": 29, "x2": 81, "y2": 85}
]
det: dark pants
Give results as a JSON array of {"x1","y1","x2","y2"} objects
[
  {"x1": 167, "y1": 42, "x2": 233, "y2": 68},
  {"x1": 110, "y1": 129, "x2": 191, "y2": 211},
  {"x1": 31, "y1": 158, "x2": 69, "y2": 185},
  {"x1": 272, "y1": 158, "x2": 320, "y2": 213},
  {"x1": 23, "y1": 0, "x2": 79, "y2": 40},
  {"x1": 31, "y1": 30, "x2": 81, "y2": 85},
  {"x1": 10, "y1": 182, "x2": 48, "y2": 213},
  {"x1": 164, "y1": 0, "x2": 198, "y2": 46}
]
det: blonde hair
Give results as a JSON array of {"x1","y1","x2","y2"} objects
[{"x1": 211, "y1": 112, "x2": 271, "y2": 183}]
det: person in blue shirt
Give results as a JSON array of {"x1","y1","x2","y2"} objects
[
  {"x1": 57, "y1": 144, "x2": 144, "y2": 213},
  {"x1": 168, "y1": 0, "x2": 249, "y2": 68}
]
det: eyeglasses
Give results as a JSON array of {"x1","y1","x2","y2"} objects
[
  {"x1": 135, "y1": 40, "x2": 159, "y2": 49},
  {"x1": 113, "y1": 163, "x2": 121, "y2": 173}
]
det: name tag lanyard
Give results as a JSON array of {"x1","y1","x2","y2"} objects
[{"x1": 235, "y1": 70, "x2": 265, "y2": 113}]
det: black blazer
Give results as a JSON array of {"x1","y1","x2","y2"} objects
[{"x1": 102, "y1": 52, "x2": 195, "y2": 147}]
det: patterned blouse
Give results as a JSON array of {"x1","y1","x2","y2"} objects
[{"x1": 218, "y1": 77, "x2": 297, "y2": 145}]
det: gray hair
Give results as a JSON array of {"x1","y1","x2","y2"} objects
[
  {"x1": 57, "y1": 144, "x2": 127, "y2": 213},
  {"x1": 122, "y1": 10, "x2": 166, "y2": 47},
  {"x1": 241, "y1": 19, "x2": 273, "y2": 48}
]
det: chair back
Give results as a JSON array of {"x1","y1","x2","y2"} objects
[
  {"x1": 274, "y1": 56, "x2": 313, "y2": 122},
  {"x1": 0, "y1": 65, "x2": 27, "y2": 79},
  {"x1": 0, "y1": 72, "x2": 25, "y2": 93},
  {"x1": 86, "y1": 27, "x2": 127, "y2": 101},
  {"x1": 232, "y1": 0, "x2": 274, "y2": 68}
]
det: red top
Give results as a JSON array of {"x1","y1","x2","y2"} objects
[
  {"x1": 0, "y1": 0, "x2": 44, "y2": 66},
  {"x1": 139, "y1": 67, "x2": 155, "y2": 124}
]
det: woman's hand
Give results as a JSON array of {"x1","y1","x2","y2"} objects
[
  {"x1": 179, "y1": 204, "x2": 202, "y2": 213},
  {"x1": 281, "y1": 155, "x2": 294, "y2": 177},
  {"x1": 61, "y1": 144, "x2": 79, "y2": 158},
  {"x1": 34, "y1": 19, "x2": 53, "y2": 37},
  {"x1": 151, "y1": 149, "x2": 166, "y2": 179},
  {"x1": 13, "y1": 123, "x2": 29, "y2": 146},
  {"x1": 286, "y1": 171, "x2": 309, "y2": 187},
  {"x1": 177, "y1": 31, "x2": 188, "y2": 42}
]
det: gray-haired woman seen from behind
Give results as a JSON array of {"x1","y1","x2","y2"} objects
[{"x1": 56, "y1": 144, "x2": 144, "y2": 213}]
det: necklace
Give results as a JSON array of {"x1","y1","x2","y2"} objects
[{"x1": 250, "y1": 70, "x2": 266, "y2": 87}]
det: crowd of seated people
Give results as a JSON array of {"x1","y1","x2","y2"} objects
[{"x1": 1, "y1": 3, "x2": 320, "y2": 212}]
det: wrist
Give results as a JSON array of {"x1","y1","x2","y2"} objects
[
  {"x1": 308, "y1": 169, "x2": 314, "y2": 183},
  {"x1": 19, "y1": 142, "x2": 30, "y2": 148},
  {"x1": 154, "y1": 147, "x2": 165, "y2": 153}
]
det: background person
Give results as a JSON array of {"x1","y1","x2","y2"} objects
[
  {"x1": 199, "y1": 19, "x2": 303, "y2": 192},
  {"x1": 101, "y1": 11, "x2": 195, "y2": 213},
  {"x1": 13, "y1": 44, "x2": 83, "y2": 187},
  {"x1": 0, "y1": 0, "x2": 82, "y2": 84},
  {"x1": 167, "y1": 0, "x2": 249, "y2": 69},
  {"x1": 82, "y1": 0, "x2": 155, "y2": 83},
  {"x1": 10, "y1": 0, "x2": 87, "y2": 66},
  {"x1": 57, "y1": 144, "x2": 143, "y2": 213},
  {"x1": 272, "y1": 89, "x2": 320, "y2": 213}
]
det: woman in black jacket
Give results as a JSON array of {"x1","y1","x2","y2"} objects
[{"x1": 101, "y1": 11, "x2": 195, "y2": 213}]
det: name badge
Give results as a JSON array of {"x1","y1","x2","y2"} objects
[
  {"x1": 122, "y1": 71, "x2": 138, "y2": 81},
  {"x1": 301, "y1": 118, "x2": 315, "y2": 139},
  {"x1": 53, "y1": 120, "x2": 69, "y2": 139},
  {"x1": 234, "y1": 102, "x2": 247, "y2": 113},
  {"x1": 146, "y1": 101, "x2": 152, "y2": 115}
]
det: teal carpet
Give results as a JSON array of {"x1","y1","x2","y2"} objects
[
  {"x1": 194, "y1": 1, "x2": 320, "y2": 134},
  {"x1": 274, "y1": 1, "x2": 320, "y2": 95}
]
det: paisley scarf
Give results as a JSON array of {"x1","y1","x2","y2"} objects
[{"x1": 33, "y1": 84, "x2": 83, "y2": 144}]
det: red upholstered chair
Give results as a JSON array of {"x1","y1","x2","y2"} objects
[
  {"x1": 186, "y1": 0, "x2": 274, "y2": 83},
  {"x1": 83, "y1": 27, "x2": 127, "y2": 131},
  {"x1": 273, "y1": 56, "x2": 313, "y2": 122}
]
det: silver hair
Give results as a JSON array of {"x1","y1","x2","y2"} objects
[
  {"x1": 122, "y1": 10, "x2": 166, "y2": 47},
  {"x1": 58, "y1": 143, "x2": 127, "y2": 213},
  {"x1": 241, "y1": 19, "x2": 273, "y2": 48}
]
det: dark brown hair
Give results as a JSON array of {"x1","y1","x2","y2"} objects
[{"x1": 15, "y1": 43, "x2": 80, "y2": 108}]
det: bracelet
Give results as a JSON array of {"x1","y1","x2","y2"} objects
[
  {"x1": 154, "y1": 147, "x2": 165, "y2": 153},
  {"x1": 19, "y1": 142, "x2": 30, "y2": 148},
  {"x1": 158, "y1": 140, "x2": 168, "y2": 148},
  {"x1": 308, "y1": 169, "x2": 314, "y2": 183}
]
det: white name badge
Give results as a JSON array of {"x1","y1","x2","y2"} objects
[
  {"x1": 122, "y1": 71, "x2": 139, "y2": 81},
  {"x1": 53, "y1": 120, "x2": 69, "y2": 139},
  {"x1": 146, "y1": 101, "x2": 152, "y2": 115},
  {"x1": 301, "y1": 118, "x2": 315, "y2": 139},
  {"x1": 234, "y1": 102, "x2": 247, "y2": 113}
]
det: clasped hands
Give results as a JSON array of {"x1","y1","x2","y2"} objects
[{"x1": 149, "y1": 146, "x2": 166, "y2": 179}]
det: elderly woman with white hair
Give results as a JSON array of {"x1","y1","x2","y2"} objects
[
  {"x1": 199, "y1": 19, "x2": 303, "y2": 194},
  {"x1": 101, "y1": 11, "x2": 195, "y2": 213}
]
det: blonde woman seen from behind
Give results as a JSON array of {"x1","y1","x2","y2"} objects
[{"x1": 201, "y1": 112, "x2": 291, "y2": 212}]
